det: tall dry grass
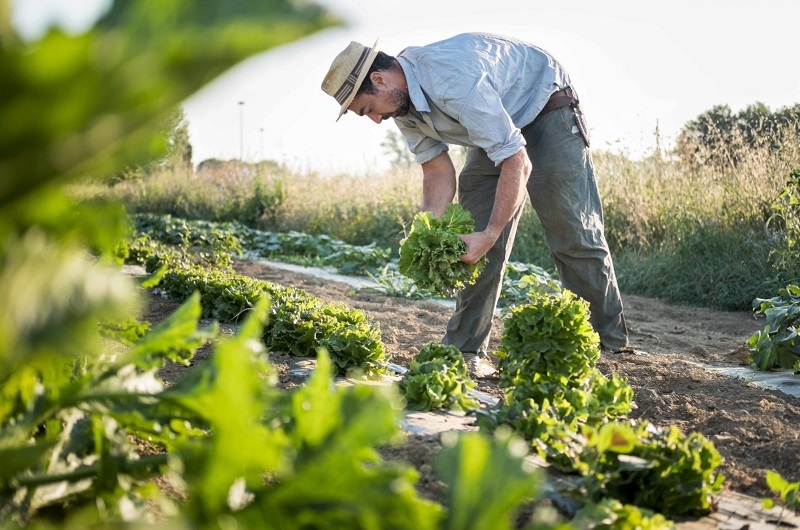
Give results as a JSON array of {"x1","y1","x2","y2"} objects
[
  {"x1": 598, "y1": 121, "x2": 800, "y2": 254},
  {"x1": 97, "y1": 160, "x2": 426, "y2": 250},
  {"x1": 595, "y1": 121, "x2": 800, "y2": 309},
  {"x1": 81, "y1": 122, "x2": 800, "y2": 309}
]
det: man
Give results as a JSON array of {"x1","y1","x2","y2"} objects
[{"x1": 321, "y1": 33, "x2": 632, "y2": 377}]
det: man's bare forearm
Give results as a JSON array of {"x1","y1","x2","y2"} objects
[
  {"x1": 459, "y1": 148, "x2": 530, "y2": 264},
  {"x1": 485, "y1": 149, "x2": 530, "y2": 240},
  {"x1": 421, "y1": 152, "x2": 457, "y2": 217}
]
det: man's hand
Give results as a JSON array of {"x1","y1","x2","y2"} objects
[
  {"x1": 459, "y1": 231, "x2": 494, "y2": 264},
  {"x1": 457, "y1": 149, "x2": 530, "y2": 265}
]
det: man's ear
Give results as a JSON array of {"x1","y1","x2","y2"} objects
[{"x1": 370, "y1": 70, "x2": 387, "y2": 88}]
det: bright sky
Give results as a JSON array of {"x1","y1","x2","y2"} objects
[{"x1": 12, "y1": 0, "x2": 800, "y2": 175}]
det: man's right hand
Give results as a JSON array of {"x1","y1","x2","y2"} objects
[{"x1": 458, "y1": 231, "x2": 495, "y2": 264}]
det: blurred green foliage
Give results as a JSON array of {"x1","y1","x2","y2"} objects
[
  {"x1": 0, "y1": 0, "x2": 336, "y2": 360},
  {"x1": 0, "y1": 0, "x2": 334, "y2": 210},
  {"x1": 0, "y1": 0, "x2": 337, "y2": 525}
]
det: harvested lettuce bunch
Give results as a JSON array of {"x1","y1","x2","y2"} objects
[
  {"x1": 399, "y1": 342, "x2": 478, "y2": 412},
  {"x1": 398, "y1": 203, "x2": 486, "y2": 297}
]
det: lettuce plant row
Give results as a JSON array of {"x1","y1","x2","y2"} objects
[
  {"x1": 129, "y1": 235, "x2": 386, "y2": 377},
  {"x1": 478, "y1": 289, "x2": 724, "y2": 518}
]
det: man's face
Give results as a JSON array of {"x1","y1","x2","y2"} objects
[{"x1": 348, "y1": 85, "x2": 410, "y2": 124}]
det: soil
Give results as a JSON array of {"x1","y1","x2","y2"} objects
[{"x1": 142, "y1": 259, "x2": 800, "y2": 510}]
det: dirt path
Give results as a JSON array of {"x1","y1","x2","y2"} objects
[{"x1": 146, "y1": 259, "x2": 800, "y2": 506}]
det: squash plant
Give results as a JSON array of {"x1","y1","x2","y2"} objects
[{"x1": 747, "y1": 284, "x2": 800, "y2": 370}]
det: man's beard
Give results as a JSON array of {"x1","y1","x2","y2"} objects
[{"x1": 387, "y1": 88, "x2": 410, "y2": 118}]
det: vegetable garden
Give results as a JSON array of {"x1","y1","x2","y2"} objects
[{"x1": 2, "y1": 1, "x2": 800, "y2": 528}]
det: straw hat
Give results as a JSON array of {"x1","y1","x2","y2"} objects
[{"x1": 321, "y1": 40, "x2": 380, "y2": 120}]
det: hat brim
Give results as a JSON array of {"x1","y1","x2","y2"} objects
[{"x1": 337, "y1": 40, "x2": 380, "y2": 121}]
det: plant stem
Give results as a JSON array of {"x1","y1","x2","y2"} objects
[{"x1": 15, "y1": 454, "x2": 168, "y2": 488}]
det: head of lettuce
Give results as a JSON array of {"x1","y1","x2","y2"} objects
[{"x1": 398, "y1": 204, "x2": 487, "y2": 298}]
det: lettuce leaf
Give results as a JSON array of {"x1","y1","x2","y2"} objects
[{"x1": 398, "y1": 204, "x2": 486, "y2": 297}]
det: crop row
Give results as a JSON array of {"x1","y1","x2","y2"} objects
[
  {"x1": 129, "y1": 234, "x2": 387, "y2": 377},
  {"x1": 134, "y1": 213, "x2": 800, "y2": 372},
  {"x1": 132, "y1": 212, "x2": 560, "y2": 305},
  {"x1": 479, "y1": 290, "x2": 723, "y2": 517},
  {"x1": 130, "y1": 217, "x2": 717, "y2": 525},
  {"x1": 122, "y1": 214, "x2": 800, "y2": 526}
]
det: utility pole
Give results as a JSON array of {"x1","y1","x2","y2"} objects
[
  {"x1": 238, "y1": 101, "x2": 244, "y2": 161},
  {"x1": 259, "y1": 127, "x2": 264, "y2": 161}
]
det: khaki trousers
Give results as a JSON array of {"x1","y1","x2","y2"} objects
[{"x1": 441, "y1": 105, "x2": 629, "y2": 353}]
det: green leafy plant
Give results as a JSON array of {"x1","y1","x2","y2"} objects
[
  {"x1": 500, "y1": 261, "x2": 562, "y2": 309},
  {"x1": 497, "y1": 290, "x2": 602, "y2": 386},
  {"x1": 481, "y1": 290, "x2": 633, "y2": 455},
  {"x1": 575, "y1": 421, "x2": 725, "y2": 517},
  {"x1": 767, "y1": 168, "x2": 800, "y2": 272},
  {"x1": 322, "y1": 241, "x2": 393, "y2": 275},
  {"x1": 399, "y1": 203, "x2": 487, "y2": 297},
  {"x1": 399, "y1": 343, "x2": 478, "y2": 412},
  {"x1": 0, "y1": 292, "x2": 217, "y2": 524},
  {"x1": 572, "y1": 498, "x2": 675, "y2": 529},
  {"x1": 367, "y1": 263, "x2": 438, "y2": 299},
  {"x1": 435, "y1": 428, "x2": 548, "y2": 530},
  {"x1": 746, "y1": 284, "x2": 800, "y2": 370},
  {"x1": 207, "y1": 343, "x2": 444, "y2": 530},
  {"x1": 763, "y1": 470, "x2": 800, "y2": 526}
]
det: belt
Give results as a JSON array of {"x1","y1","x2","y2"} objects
[
  {"x1": 524, "y1": 86, "x2": 578, "y2": 131},
  {"x1": 540, "y1": 86, "x2": 577, "y2": 114}
]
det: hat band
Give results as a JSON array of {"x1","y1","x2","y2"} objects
[{"x1": 333, "y1": 47, "x2": 371, "y2": 106}]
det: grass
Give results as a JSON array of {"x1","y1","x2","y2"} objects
[
  {"x1": 596, "y1": 122, "x2": 800, "y2": 309},
  {"x1": 77, "y1": 161, "x2": 425, "y2": 252},
  {"x1": 76, "y1": 121, "x2": 800, "y2": 311}
]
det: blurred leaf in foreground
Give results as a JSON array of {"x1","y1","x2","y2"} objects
[
  {"x1": 0, "y1": 0, "x2": 338, "y2": 525},
  {"x1": 0, "y1": 0, "x2": 337, "y2": 212}
]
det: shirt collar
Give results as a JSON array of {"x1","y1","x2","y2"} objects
[{"x1": 397, "y1": 55, "x2": 430, "y2": 113}]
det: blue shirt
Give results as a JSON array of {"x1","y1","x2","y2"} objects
[{"x1": 395, "y1": 32, "x2": 571, "y2": 166}]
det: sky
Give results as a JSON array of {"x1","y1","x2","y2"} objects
[{"x1": 11, "y1": 0, "x2": 800, "y2": 175}]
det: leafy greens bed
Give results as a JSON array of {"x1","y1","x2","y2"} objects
[{"x1": 129, "y1": 233, "x2": 387, "y2": 377}]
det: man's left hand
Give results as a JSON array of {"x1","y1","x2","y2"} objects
[{"x1": 458, "y1": 232, "x2": 495, "y2": 264}]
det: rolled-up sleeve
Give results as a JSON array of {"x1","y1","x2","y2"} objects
[
  {"x1": 395, "y1": 120, "x2": 449, "y2": 165},
  {"x1": 455, "y1": 77, "x2": 526, "y2": 166}
]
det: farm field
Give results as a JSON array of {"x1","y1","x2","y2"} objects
[
  {"x1": 6, "y1": 1, "x2": 800, "y2": 527},
  {"x1": 143, "y1": 257, "x2": 800, "y2": 510}
]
